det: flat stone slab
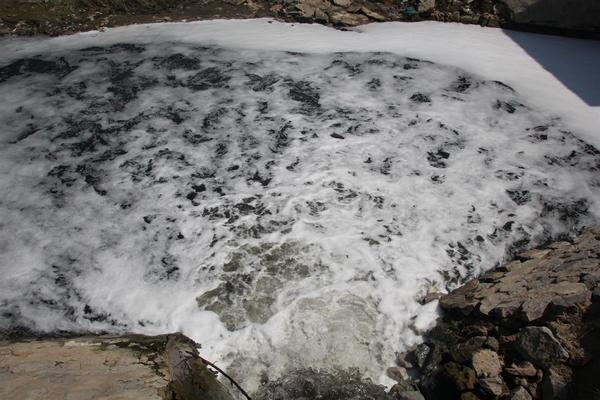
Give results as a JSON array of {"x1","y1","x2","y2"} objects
[{"x1": 0, "y1": 333, "x2": 233, "y2": 400}]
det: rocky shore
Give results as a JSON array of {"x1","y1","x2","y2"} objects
[
  {"x1": 396, "y1": 226, "x2": 600, "y2": 399},
  {"x1": 1, "y1": 0, "x2": 599, "y2": 38}
]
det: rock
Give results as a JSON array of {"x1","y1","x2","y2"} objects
[
  {"x1": 510, "y1": 386, "x2": 532, "y2": 400},
  {"x1": 418, "y1": 0, "x2": 436, "y2": 13},
  {"x1": 444, "y1": 362, "x2": 477, "y2": 391},
  {"x1": 461, "y1": 324, "x2": 489, "y2": 338},
  {"x1": 516, "y1": 326, "x2": 569, "y2": 368},
  {"x1": 361, "y1": 6, "x2": 386, "y2": 21},
  {"x1": 0, "y1": 333, "x2": 234, "y2": 400},
  {"x1": 549, "y1": 281, "x2": 591, "y2": 309},
  {"x1": 451, "y1": 336, "x2": 487, "y2": 363},
  {"x1": 520, "y1": 293, "x2": 552, "y2": 322},
  {"x1": 593, "y1": 286, "x2": 600, "y2": 300},
  {"x1": 484, "y1": 336, "x2": 500, "y2": 352},
  {"x1": 461, "y1": 392, "x2": 480, "y2": 400},
  {"x1": 583, "y1": 270, "x2": 600, "y2": 289},
  {"x1": 518, "y1": 248, "x2": 552, "y2": 260},
  {"x1": 478, "y1": 376, "x2": 507, "y2": 396},
  {"x1": 386, "y1": 366, "x2": 409, "y2": 381},
  {"x1": 542, "y1": 367, "x2": 570, "y2": 400},
  {"x1": 294, "y1": 3, "x2": 316, "y2": 19},
  {"x1": 504, "y1": 361, "x2": 538, "y2": 377},
  {"x1": 472, "y1": 349, "x2": 502, "y2": 377},
  {"x1": 328, "y1": 10, "x2": 369, "y2": 26},
  {"x1": 396, "y1": 354, "x2": 414, "y2": 369},
  {"x1": 460, "y1": 15, "x2": 480, "y2": 24},
  {"x1": 413, "y1": 228, "x2": 600, "y2": 399},
  {"x1": 411, "y1": 343, "x2": 432, "y2": 369},
  {"x1": 314, "y1": 8, "x2": 329, "y2": 22},
  {"x1": 389, "y1": 376, "x2": 419, "y2": 392},
  {"x1": 439, "y1": 293, "x2": 479, "y2": 315},
  {"x1": 332, "y1": 0, "x2": 352, "y2": 6},
  {"x1": 396, "y1": 390, "x2": 426, "y2": 400}
]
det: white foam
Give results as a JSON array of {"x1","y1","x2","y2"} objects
[{"x1": 0, "y1": 21, "x2": 599, "y2": 392}]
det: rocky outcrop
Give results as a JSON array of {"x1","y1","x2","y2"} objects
[
  {"x1": 399, "y1": 226, "x2": 600, "y2": 399},
  {"x1": 0, "y1": 333, "x2": 235, "y2": 400}
]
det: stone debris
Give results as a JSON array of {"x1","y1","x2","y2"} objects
[{"x1": 398, "y1": 226, "x2": 600, "y2": 399}]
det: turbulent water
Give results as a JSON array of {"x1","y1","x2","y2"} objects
[{"x1": 1, "y1": 42, "x2": 599, "y2": 390}]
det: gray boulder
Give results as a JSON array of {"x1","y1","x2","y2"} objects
[{"x1": 515, "y1": 326, "x2": 569, "y2": 369}]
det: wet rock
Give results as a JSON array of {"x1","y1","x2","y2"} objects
[
  {"x1": 389, "y1": 377, "x2": 419, "y2": 392},
  {"x1": 255, "y1": 369, "x2": 394, "y2": 400},
  {"x1": 396, "y1": 390, "x2": 426, "y2": 400},
  {"x1": 516, "y1": 326, "x2": 569, "y2": 369},
  {"x1": 411, "y1": 343, "x2": 432, "y2": 369},
  {"x1": 386, "y1": 366, "x2": 409, "y2": 381}
]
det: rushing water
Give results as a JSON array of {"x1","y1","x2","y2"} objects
[{"x1": 1, "y1": 42, "x2": 599, "y2": 390}]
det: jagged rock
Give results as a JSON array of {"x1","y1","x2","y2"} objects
[
  {"x1": 452, "y1": 336, "x2": 487, "y2": 363},
  {"x1": 509, "y1": 386, "x2": 532, "y2": 400},
  {"x1": 472, "y1": 349, "x2": 502, "y2": 378},
  {"x1": 484, "y1": 336, "x2": 500, "y2": 352},
  {"x1": 386, "y1": 366, "x2": 409, "y2": 381},
  {"x1": 295, "y1": 3, "x2": 316, "y2": 19},
  {"x1": 314, "y1": 8, "x2": 329, "y2": 22},
  {"x1": 504, "y1": 361, "x2": 538, "y2": 377},
  {"x1": 549, "y1": 282, "x2": 591, "y2": 309},
  {"x1": 461, "y1": 392, "x2": 480, "y2": 400},
  {"x1": 361, "y1": 6, "x2": 386, "y2": 21},
  {"x1": 256, "y1": 369, "x2": 394, "y2": 400},
  {"x1": 328, "y1": 10, "x2": 369, "y2": 26},
  {"x1": 444, "y1": 362, "x2": 477, "y2": 391},
  {"x1": 418, "y1": 0, "x2": 436, "y2": 13},
  {"x1": 516, "y1": 326, "x2": 569, "y2": 369},
  {"x1": 541, "y1": 367, "x2": 570, "y2": 400},
  {"x1": 332, "y1": 0, "x2": 352, "y2": 7},
  {"x1": 411, "y1": 343, "x2": 431, "y2": 369},
  {"x1": 404, "y1": 228, "x2": 600, "y2": 399},
  {"x1": 518, "y1": 248, "x2": 551, "y2": 260},
  {"x1": 394, "y1": 377, "x2": 419, "y2": 391},
  {"x1": 478, "y1": 376, "x2": 507, "y2": 396},
  {"x1": 397, "y1": 391, "x2": 426, "y2": 400}
]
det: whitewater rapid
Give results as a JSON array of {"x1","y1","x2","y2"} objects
[{"x1": 1, "y1": 21, "x2": 599, "y2": 391}]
